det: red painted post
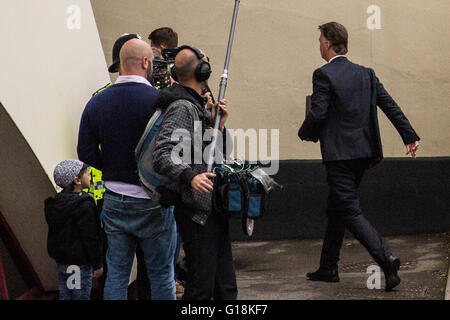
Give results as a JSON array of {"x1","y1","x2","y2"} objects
[{"x1": 0, "y1": 256, "x2": 9, "y2": 300}]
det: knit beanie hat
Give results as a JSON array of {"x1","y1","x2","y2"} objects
[{"x1": 53, "y1": 159, "x2": 85, "y2": 188}]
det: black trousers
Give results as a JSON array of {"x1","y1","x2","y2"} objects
[
  {"x1": 320, "y1": 159, "x2": 392, "y2": 271},
  {"x1": 174, "y1": 207, "x2": 238, "y2": 300}
]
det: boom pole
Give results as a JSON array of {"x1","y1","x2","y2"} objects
[{"x1": 207, "y1": 0, "x2": 241, "y2": 172}]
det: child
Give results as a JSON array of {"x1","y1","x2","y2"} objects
[{"x1": 45, "y1": 159, "x2": 103, "y2": 300}]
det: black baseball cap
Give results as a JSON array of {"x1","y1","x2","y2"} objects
[{"x1": 108, "y1": 33, "x2": 142, "y2": 73}]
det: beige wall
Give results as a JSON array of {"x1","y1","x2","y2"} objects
[
  {"x1": 0, "y1": 0, "x2": 110, "y2": 290},
  {"x1": 92, "y1": 0, "x2": 450, "y2": 160},
  {"x1": 0, "y1": 0, "x2": 447, "y2": 292}
]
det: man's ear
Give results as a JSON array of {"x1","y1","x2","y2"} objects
[{"x1": 142, "y1": 56, "x2": 149, "y2": 69}]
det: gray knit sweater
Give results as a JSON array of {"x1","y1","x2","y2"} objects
[{"x1": 152, "y1": 84, "x2": 231, "y2": 226}]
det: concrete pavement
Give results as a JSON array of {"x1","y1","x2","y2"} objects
[
  {"x1": 446, "y1": 232, "x2": 450, "y2": 300},
  {"x1": 232, "y1": 233, "x2": 449, "y2": 300}
]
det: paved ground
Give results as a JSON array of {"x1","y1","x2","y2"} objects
[{"x1": 232, "y1": 233, "x2": 449, "y2": 300}]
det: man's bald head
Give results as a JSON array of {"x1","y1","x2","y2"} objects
[
  {"x1": 119, "y1": 38, "x2": 153, "y2": 77},
  {"x1": 174, "y1": 48, "x2": 203, "y2": 83}
]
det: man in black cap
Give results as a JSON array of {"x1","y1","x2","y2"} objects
[
  {"x1": 92, "y1": 33, "x2": 142, "y2": 96},
  {"x1": 108, "y1": 33, "x2": 142, "y2": 74}
]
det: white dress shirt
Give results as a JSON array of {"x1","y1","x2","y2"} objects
[{"x1": 328, "y1": 55, "x2": 346, "y2": 63}]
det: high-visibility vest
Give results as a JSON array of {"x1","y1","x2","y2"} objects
[
  {"x1": 92, "y1": 82, "x2": 112, "y2": 96},
  {"x1": 82, "y1": 83, "x2": 111, "y2": 200},
  {"x1": 88, "y1": 167, "x2": 105, "y2": 200}
]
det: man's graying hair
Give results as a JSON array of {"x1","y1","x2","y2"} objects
[{"x1": 318, "y1": 22, "x2": 348, "y2": 55}]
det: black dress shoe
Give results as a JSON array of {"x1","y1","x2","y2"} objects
[
  {"x1": 306, "y1": 268, "x2": 339, "y2": 283},
  {"x1": 384, "y1": 256, "x2": 401, "y2": 291}
]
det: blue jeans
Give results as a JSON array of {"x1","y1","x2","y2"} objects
[
  {"x1": 57, "y1": 264, "x2": 93, "y2": 300},
  {"x1": 102, "y1": 192, "x2": 176, "y2": 300},
  {"x1": 174, "y1": 227, "x2": 182, "y2": 281}
]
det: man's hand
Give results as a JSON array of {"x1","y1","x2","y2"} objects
[
  {"x1": 208, "y1": 99, "x2": 228, "y2": 132},
  {"x1": 93, "y1": 267, "x2": 103, "y2": 278},
  {"x1": 190, "y1": 172, "x2": 216, "y2": 194},
  {"x1": 203, "y1": 91, "x2": 214, "y2": 110},
  {"x1": 406, "y1": 141, "x2": 420, "y2": 159}
]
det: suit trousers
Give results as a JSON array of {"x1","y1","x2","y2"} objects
[
  {"x1": 320, "y1": 159, "x2": 392, "y2": 271},
  {"x1": 174, "y1": 206, "x2": 238, "y2": 300}
]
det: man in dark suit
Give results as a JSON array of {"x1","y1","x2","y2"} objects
[{"x1": 298, "y1": 22, "x2": 420, "y2": 291}]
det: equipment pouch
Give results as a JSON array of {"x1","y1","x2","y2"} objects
[{"x1": 227, "y1": 175, "x2": 244, "y2": 216}]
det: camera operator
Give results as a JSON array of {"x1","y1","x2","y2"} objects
[
  {"x1": 149, "y1": 27, "x2": 179, "y2": 90},
  {"x1": 148, "y1": 27, "x2": 178, "y2": 54}
]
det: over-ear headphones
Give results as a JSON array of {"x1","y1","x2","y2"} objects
[{"x1": 171, "y1": 45, "x2": 212, "y2": 82}]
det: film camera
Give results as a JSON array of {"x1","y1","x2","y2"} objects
[
  {"x1": 151, "y1": 59, "x2": 170, "y2": 89},
  {"x1": 150, "y1": 48, "x2": 178, "y2": 90},
  {"x1": 161, "y1": 48, "x2": 178, "y2": 64}
]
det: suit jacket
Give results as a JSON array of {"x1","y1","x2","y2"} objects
[{"x1": 298, "y1": 56, "x2": 420, "y2": 164}]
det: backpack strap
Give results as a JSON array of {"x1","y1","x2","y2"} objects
[{"x1": 135, "y1": 109, "x2": 163, "y2": 159}]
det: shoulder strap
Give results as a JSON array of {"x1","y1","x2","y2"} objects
[{"x1": 135, "y1": 109, "x2": 163, "y2": 158}]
